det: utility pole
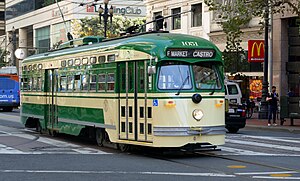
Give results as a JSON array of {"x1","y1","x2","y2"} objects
[
  {"x1": 258, "y1": 0, "x2": 269, "y2": 119},
  {"x1": 11, "y1": 26, "x2": 17, "y2": 66}
]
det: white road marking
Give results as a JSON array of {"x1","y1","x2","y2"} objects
[
  {"x1": 0, "y1": 144, "x2": 23, "y2": 154},
  {"x1": 219, "y1": 146, "x2": 300, "y2": 156},
  {"x1": 235, "y1": 171, "x2": 299, "y2": 175},
  {"x1": 225, "y1": 139, "x2": 300, "y2": 152},
  {"x1": 0, "y1": 129, "x2": 110, "y2": 155},
  {"x1": 227, "y1": 135, "x2": 300, "y2": 144},
  {"x1": 0, "y1": 170, "x2": 236, "y2": 177},
  {"x1": 252, "y1": 176, "x2": 300, "y2": 179}
]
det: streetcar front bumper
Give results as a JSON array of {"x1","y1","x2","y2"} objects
[{"x1": 153, "y1": 125, "x2": 226, "y2": 136}]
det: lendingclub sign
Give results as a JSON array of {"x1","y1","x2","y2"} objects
[{"x1": 248, "y1": 40, "x2": 264, "y2": 63}]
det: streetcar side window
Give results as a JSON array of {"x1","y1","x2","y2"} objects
[
  {"x1": 81, "y1": 74, "x2": 89, "y2": 91},
  {"x1": 60, "y1": 76, "x2": 67, "y2": 91},
  {"x1": 74, "y1": 75, "x2": 81, "y2": 91},
  {"x1": 67, "y1": 76, "x2": 74, "y2": 91},
  {"x1": 28, "y1": 77, "x2": 33, "y2": 91},
  {"x1": 107, "y1": 73, "x2": 115, "y2": 92},
  {"x1": 21, "y1": 77, "x2": 28, "y2": 91},
  {"x1": 139, "y1": 67, "x2": 145, "y2": 91},
  {"x1": 90, "y1": 74, "x2": 97, "y2": 91},
  {"x1": 99, "y1": 56, "x2": 106, "y2": 63},
  {"x1": 90, "y1": 57, "x2": 97, "y2": 64},
  {"x1": 32, "y1": 77, "x2": 37, "y2": 91},
  {"x1": 98, "y1": 74, "x2": 106, "y2": 92},
  {"x1": 37, "y1": 77, "x2": 42, "y2": 91}
]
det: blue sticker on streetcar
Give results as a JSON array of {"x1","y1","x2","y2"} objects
[{"x1": 153, "y1": 99, "x2": 158, "y2": 106}]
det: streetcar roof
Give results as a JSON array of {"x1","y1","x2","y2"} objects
[{"x1": 23, "y1": 32, "x2": 223, "y2": 64}]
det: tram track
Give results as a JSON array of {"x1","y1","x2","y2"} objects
[
  {"x1": 134, "y1": 148, "x2": 300, "y2": 180},
  {"x1": 194, "y1": 151, "x2": 299, "y2": 172}
]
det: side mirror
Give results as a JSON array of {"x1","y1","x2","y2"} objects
[{"x1": 148, "y1": 66, "x2": 156, "y2": 74}]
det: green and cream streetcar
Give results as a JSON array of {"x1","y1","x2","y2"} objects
[{"x1": 21, "y1": 31, "x2": 226, "y2": 151}]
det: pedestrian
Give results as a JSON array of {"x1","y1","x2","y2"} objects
[{"x1": 267, "y1": 86, "x2": 279, "y2": 126}]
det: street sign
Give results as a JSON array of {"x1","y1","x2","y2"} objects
[
  {"x1": 248, "y1": 40, "x2": 264, "y2": 63},
  {"x1": 153, "y1": 99, "x2": 158, "y2": 106}
]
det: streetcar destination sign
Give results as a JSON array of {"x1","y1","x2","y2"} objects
[{"x1": 166, "y1": 48, "x2": 216, "y2": 58}]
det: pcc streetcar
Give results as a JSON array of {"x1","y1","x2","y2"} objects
[{"x1": 20, "y1": 31, "x2": 226, "y2": 151}]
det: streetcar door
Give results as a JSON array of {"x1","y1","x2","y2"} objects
[
  {"x1": 118, "y1": 61, "x2": 150, "y2": 142},
  {"x1": 46, "y1": 69, "x2": 58, "y2": 130}
]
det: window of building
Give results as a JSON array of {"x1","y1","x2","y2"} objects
[
  {"x1": 35, "y1": 26, "x2": 50, "y2": 53},
  {"x1": 153, "y1": 11, "x2": 162, "y2": 19},
  {"x1": 0, "y1": 12, "x2": 4, "y2": 21},
  {"x1": 52, "y1": 22, "x2": 70, "y2": 46},
  {"x1": 192, "y1": 4, "x2": 202, "y2": 27},
  {"x1": 153, "y1": 11, "x2": 163, "y2": 30},
  {"x1": 172, "y1": 8, "x2": 181, "y2": 30}
]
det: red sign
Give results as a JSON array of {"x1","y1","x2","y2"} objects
[{"x1": 248, "y1": 40, "x2": 264, "y2": 63}]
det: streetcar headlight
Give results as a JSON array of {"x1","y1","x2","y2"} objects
[{"x1": 192, "y1": 109, "x2": 204, "y2": 121}]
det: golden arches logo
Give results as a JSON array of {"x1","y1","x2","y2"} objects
[{"x1": 251, "y1": 42, "x2": 264, "y2": 57}]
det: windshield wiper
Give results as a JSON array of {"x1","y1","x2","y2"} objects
[
  {"x1": 209, "y1": 79, "x2": 217, "y2": 95},
  {"x1": 175, "y1": 75, "x2": 190, "y2": 95}
]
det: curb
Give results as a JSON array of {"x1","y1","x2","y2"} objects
[{"x1": 245, "y1": 124, "x2": 300, "y2": 134}]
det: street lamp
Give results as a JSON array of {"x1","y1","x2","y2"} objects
[
  {"x1": 258, "y1": 0, "x2": 270, "y2": 119},
  {"x1": 98, "y1": 0, "x2": 113, "y2": 38}
]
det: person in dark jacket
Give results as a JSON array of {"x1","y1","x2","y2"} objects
[{"x1": 267, "y1": 86, "x2": 279, "y2": 126}]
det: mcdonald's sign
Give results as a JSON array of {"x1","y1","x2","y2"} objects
[{"x1": 248, "y1": 40, "x2": 264, "y2": 63}]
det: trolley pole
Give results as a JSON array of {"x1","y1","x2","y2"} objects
[
  {"x1": 258, "y1": 0, "x2": 269, "y2": 119},
  {"x1": 98, "y1": 0, "x2": 113, "y2": 38}
]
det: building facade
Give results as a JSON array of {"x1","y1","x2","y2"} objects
[
  {"x1": 5, "y1": 0, "x2": 146, "y2": 64},
  {"x1": 0, "y1": 0, "x2": 5, "y2": 59},
  {"x1": 145, "y1": 0, "x2": 263, "y2": 99},
  {"x1": 273, "y1": 13, "x2": 300, "y2": 98}
]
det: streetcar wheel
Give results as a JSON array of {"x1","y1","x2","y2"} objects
[
  {"x1": 49, "y1": 129, "x2": 57, "y2": 137},
  {"x1": 227, "y1": 127, "x2": 239, "y2": 133},
  {"x1": 36, "y1": 121, "x2": 42, "y2": 133},
  {"x1": 95, "y1": 128, "x2": 105, "y2": 147},
  {"x1": 118, "y1": 144, "x2": 130, "y2": 152}
]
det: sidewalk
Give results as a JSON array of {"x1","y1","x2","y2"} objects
[{"x1": 245, "y1": 113, "x2": 300, "y2": 133}]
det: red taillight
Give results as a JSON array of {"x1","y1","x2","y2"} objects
[{"x1": 241, "y1": 110, "x2": 246, "y2": 117}]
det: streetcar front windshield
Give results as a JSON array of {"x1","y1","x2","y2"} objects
[
  {"x1": 193, "y1": 63, "x2": 222, "y2": 90},
  {"x1": 158, "y1": 64, "x2": 192, "y2": 90}
]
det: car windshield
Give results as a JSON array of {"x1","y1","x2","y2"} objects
[
  {"x1": 158, "y1": 64, "x2": 192, "y2": 90},
  {"x1": 193, "y1": 63, "x2": 221, "y2": 90}
]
